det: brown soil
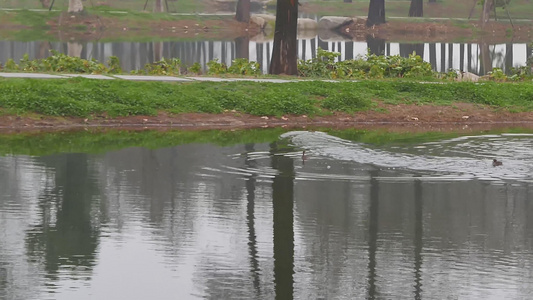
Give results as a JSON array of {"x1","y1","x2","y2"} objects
[
  {"x1": 45, "y1": 12, "x2": 261, "y2": 42},
  {"x1": 1, "y1": 7, "x2": 529, "y2": 44},
  {"x1": 3, "y1": 103, "x2": 533, "y2": 134},
  {"x1": 38, "y1": 8, "x2": 532, "y2": 43}
]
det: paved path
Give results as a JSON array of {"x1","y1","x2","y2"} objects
[{"x1": 0, "y1": 72, "x2": 308, "y2": 83}]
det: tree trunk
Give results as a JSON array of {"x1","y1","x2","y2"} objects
[
  {"x1": 481, "y1": 0, "x2": 494, "y2": 28},
  {"x1": 38, "y1": 42, "x2": 51, "y2": 59},
  {"x1": 236, "y1": 0, "x2": 251, "y2": 23},
  {"x1": 428, "y1": 0, "x2": 436, "y2": 3},
  {"x1": 154, "y1": 0, "x2": 164, "y2": 12},
  {"x1": 68, "y1": 0, "x2": 83, "y2": 13},
  {"x1": 269, "y1": 0, "x2": 299, "y2": 75},
  {"x1": 409, "y1": 0, "x2": 423, "y2": 17},
  {"x1": 366, "y1": 0, "x2": 385, "y2": 27},
  {"x1": 67, "y1": 42, "x2": 83, "y2": 58},
  {"x1": 344, "y1": 0, "x2": 353, "y2": 2},
  {"x1": 235, "y1": 36, "x2": 250, "y2": 59},
  {"x1": 153, "y1": 41, "x2": 163, "y2": 62},
  {"x1": 480, "y1": 42, "x2": 492, "y2": 75},
  {"x1": 40, "y1": 0, "x2": 51, "y2": 9},
  {"x1": 366, "y1": 35, "x2": 385, "y2": 56},
  {"x1": 505, "y1": 43, "x2": 513, "y2": 73}
]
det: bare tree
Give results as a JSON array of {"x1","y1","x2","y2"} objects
[
  {"x1": 236, "y1": 0, "x2": 251, "y2": 23},
  {"x1": 409, "y1": 0, "x2": 423, "y2": 17},
  {"x1": 269, "y1": 0, "x2": 299, "y2": 75},
  {"x1": 367, "y1": 0, "x2": 385, "y2": 27}
]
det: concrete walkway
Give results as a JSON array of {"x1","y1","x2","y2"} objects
[{"x1": 0, "y1": 72, "x2": 309, "y2": 83}]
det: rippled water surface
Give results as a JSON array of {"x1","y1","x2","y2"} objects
[{"x1": 2, "y1": 131, "x2": 533, "y2": 299}]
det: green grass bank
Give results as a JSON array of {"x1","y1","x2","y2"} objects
[{"x1": 1, "y1": 77, "x2": 533, "y2": 118}]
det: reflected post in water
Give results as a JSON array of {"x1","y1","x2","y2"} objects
[
  {"x1": 367, "y1": 170, "x2": 379, "y2": 300},
  {"x1": 245, "y1": 144, "x2": 261, "y2": 296},
  {"x1": 25, "y1": 154, "x2": 99, "y2": 282},
  {"x1": 270, "y1": 142, "x2": 295, "y2": 300},
  {"x1": 413, "y1": 179, "x2": 423, "y2": 300}
]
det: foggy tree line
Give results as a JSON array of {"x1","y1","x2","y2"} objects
[{"x1": 60, "y1": 0, "x2": 510, "y2": 76}]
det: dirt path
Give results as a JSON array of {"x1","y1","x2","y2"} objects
[{"x1": 3, "y1": 103, "x2": 533, "y2": 134}]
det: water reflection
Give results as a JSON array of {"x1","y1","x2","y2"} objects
[
  {"x1": 25, "y1": 153, "x2": 100, "y2": 285},
  {"x1": 1, "y1": 132, "x2": 533, "y2": 299},
  {"x1": 1, "y1": 37, "x2": 530, "y2": 75},
  {"x1": 271, "y1": 142, "x2": 295, "y2": 300}
]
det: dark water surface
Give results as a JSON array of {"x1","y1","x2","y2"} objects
[{"x1": 2, "y1": 131, "x2": 533, "y2": 299}]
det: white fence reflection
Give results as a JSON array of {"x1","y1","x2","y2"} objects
[{"x1": 0, "y1": 38, "x2": 531, "y2": 75}]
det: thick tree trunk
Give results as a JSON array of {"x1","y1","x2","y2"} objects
[
  {"x1": 67, "y1": 42, "x2": 83, "y2": 58},
  {"x1": 366, "y1": 35, "x2": 385, "y2": 56},
  {"x1": 366, "y1": 0, "x2": 385, "y2": 27},
  {"x1": 479, "y1": 42, "x2": 492, "y2": 75},
  {"x1": 428, "y1": 0, "x2": 436, "y2": 3},
  {"x1": 235, "y1": 36, "x2": 250, "y2": 59},
  {"x1": 481, "y1": 0, "x2": 494, "y2": 28},
  {"x1": 154, "y1": 0, "x2": 164, "y2": 12},
  {"x1": 236, "y1": 0, "x2": 251, "y2": 23},
  {"x1": 38, "y1": 42, "x2": 51, "y2": 59},
  {"x1": 269, "y1": 0, "x2": 299, "y2": 75},
  {"x1": 153, "y1": 42, "x2": 163, "y2": 62},
  {"x1": 68, "y1": 0, "x2": 83, "y2": 13},
  {"x1": 409, "y1": 0, "x2": 423, "y2": 17}
]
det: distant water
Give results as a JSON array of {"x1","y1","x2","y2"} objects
[{"x1": 0, "y1": 38, "x2": 530, "y2": 75}]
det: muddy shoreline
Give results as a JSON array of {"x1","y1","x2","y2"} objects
[{"x1": 3, "y1": 103, "x2": 533, "y2": 134}]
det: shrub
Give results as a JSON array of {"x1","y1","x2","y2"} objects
[
  {"x1": 132, "y1": 58, "x2": 181, "y2": 75},
  {"x1": 298, "y1": 48, "x2": 434, "y2": 79}
]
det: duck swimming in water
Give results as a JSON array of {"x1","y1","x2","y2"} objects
[{"x1": 492, "y1": 159, "x2": 503, "y2": 167}]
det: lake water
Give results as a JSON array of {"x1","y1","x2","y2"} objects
[
  {"x1": 1, "y1": 37, "x2": 531, "y2": 75},
  {"x1": 2, "y1": 130, "x2": 533, "y2": 299}
]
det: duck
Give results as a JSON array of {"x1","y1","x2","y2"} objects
[{"x1": 492, "y1": 159, "x2": 503, "y2": 167}]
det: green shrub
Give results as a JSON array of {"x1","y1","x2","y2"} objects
[
  {"x1": 187, "y1": 62, "x2": 202, "y2": 75},
  {"x1": 4, "y1": 59, "x2": 18, "y2": 71},
  {"x1": 132, "y1": 58, "x2": 181, "y2": 75},
  {"x1": 227, "y1": 58, "x2": 261, "y2": 76},
  {"x1": 207, "y1": 59, "x2": 228, "y2": 75},
  {"x1": 298, "y1": 48, "x2": 434, "y2": 79},
  {"x1": 107, "y1": 56, "x2": 122, "y2": 74}
]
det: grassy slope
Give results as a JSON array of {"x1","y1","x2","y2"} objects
[{"x1": 0, "y1": 77, "x2": 532, "y2": 118}]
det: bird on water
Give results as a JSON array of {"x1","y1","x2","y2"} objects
[{"x1": 492, "y1": 159, "x2": 503, "y2": 167}]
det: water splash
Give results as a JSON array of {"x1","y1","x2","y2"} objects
[{"x1": 281, "y1": 131, "x2": 533, "y2": 181}]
